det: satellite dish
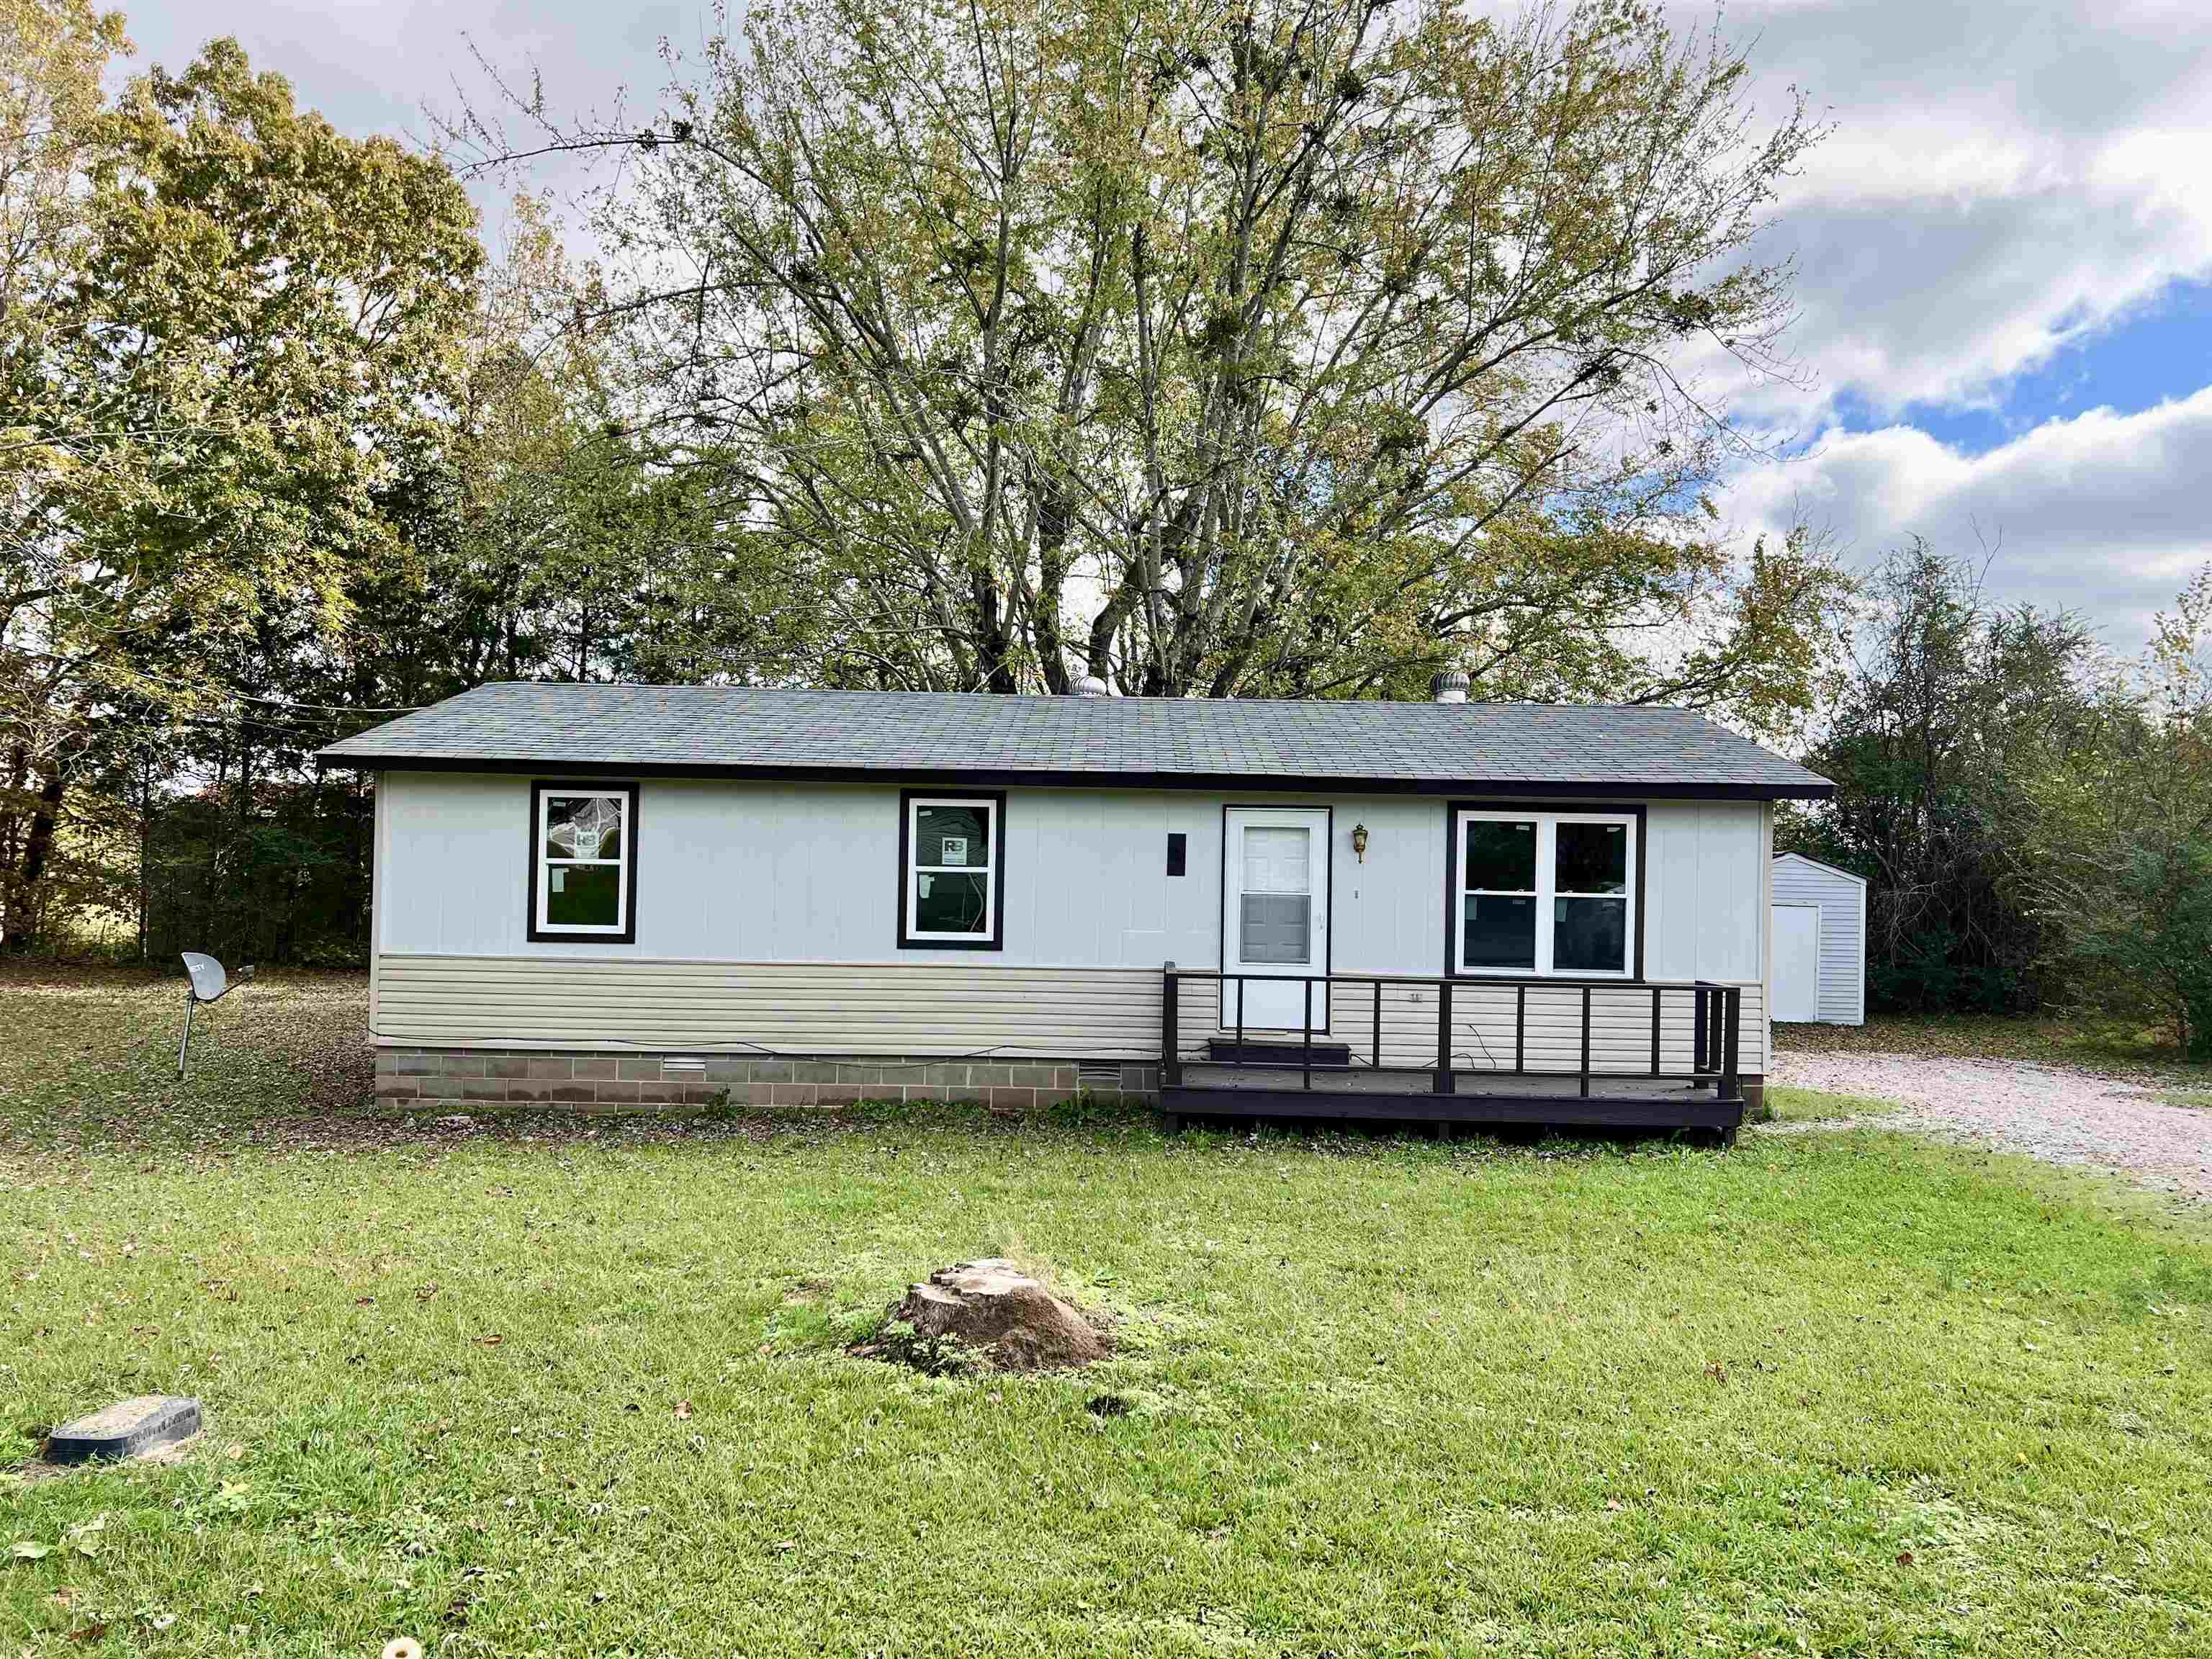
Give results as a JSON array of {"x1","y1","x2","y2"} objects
[
  {"x1": 181, "y1": 953, "x2": 229, "y2": 1003},
  {"x1": 176, "y1": 953, "x2": 254, "y2": 1078}
]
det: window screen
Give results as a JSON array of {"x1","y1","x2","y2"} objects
[
  {"x1": 904, "y1": 795, "x2": 1002, "y2": 947},
  {"x1": 1456, "y1": 811, "x2": 1633, "y2": 976},
  {"x1": 534, "y1": 786, "x2": 634, "y2": 939},
  {"x1": 1238, "y1": 825, "x2": 1312, "y2": 964}
]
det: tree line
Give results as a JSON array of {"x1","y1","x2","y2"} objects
[
  {"x1": 1784, "y1": 544, "x2": 2212, "y2": 1053},
  {"x1": 3, "y1": 0, "x2": 2207, "y2": 1050}
]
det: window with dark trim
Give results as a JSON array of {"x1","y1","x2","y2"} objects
[
  {"x1": 897, "y1": 790, "x2": 1005, "y2": 950},
  {"x1": 1452, "y1": 807, "x2": 1635, "y2": 977},
  {"x1": 529, "y1": 781, "x2": 639, "y2": 943}
]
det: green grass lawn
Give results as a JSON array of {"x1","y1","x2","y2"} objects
[
  {"x1": 1763, "y1": 1085, "x2": 1903, "y2": 1125},
  {"x1": 5, "y1": 968, "x2": 2212, "y2": 1655}
]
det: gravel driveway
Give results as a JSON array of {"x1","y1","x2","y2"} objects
[{"x1": 1770, "y1": 1048, "x2": 2212, "y2": 1202}]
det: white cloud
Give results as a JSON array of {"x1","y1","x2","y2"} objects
[
  {"x1": 1649, "y1": 1, "x2": 2212, "y2": 426},
  {"x1": 1719, "y1": 390, "x2": 2212, "y2": 642}
]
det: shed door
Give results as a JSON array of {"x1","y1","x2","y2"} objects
[
  {"x1": 1773, "y1": 902, "x2": 1822, "y2": 1022},
  {"x1": 1221, "y1": 808, "x2": 1329, "y2": 1032}
]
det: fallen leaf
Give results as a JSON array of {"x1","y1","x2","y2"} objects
[
  {"x1": 68, "y1": 1621, "x2": 109, "y2": 1645},
  {"x1": 415, "y1": 1283, "x2": 439, "y2": 1302},
  {"x1": 1896, "y1": 1550, "x2": 1915, "y2": 1567},
  {"x1": 11, "y1": 1540, "x2": 50, "y2": 1560},
  {"x1": 674, "y1": 1400, "x2": 693, "y2": 1421},
  {"x1": 354, "y1": 1296, "x2": 375, "y2": 1307},
  {"x1": 477, "y1": 1334, "x2": 504, "y2": 1347},
  {"x1": 225, "y1": 1442, "x2": 246, "y2": 1461}
]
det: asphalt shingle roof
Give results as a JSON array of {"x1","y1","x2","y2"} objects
[{"x1": 318, "y1": 683, "x2": 1831, "y2": 798}]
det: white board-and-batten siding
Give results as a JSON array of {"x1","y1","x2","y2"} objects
[
  {"x1": 372, "y1": 771, "x2": 1771, "y2": 1071},
  {"x1": 1770, "y1": 852, "x2": 1867, "y2": 1025}
]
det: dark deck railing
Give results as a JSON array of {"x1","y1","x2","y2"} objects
[{"x1": 1161, "y1": 964, "x2": 1742, "y2": 1105}]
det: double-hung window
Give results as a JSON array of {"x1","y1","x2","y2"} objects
[
  {"x1": 1454, "y1": 809, "x2": 1635, "y2": 976},
  {"x1": 530, "y1": 782, "x2": 638, "y2": 943},
  {"x1": 899, "y1": 791, "x2": 1004, "y2": 949}
]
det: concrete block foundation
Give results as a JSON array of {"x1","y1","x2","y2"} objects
[{"x1": 373, "y1": 1047, "x2": 1162, "y2": 1114}]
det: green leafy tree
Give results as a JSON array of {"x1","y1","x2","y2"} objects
[
  {"x1": 1781, "y1": 541, "x2": 2105, "y2": 1013},
  {"x1": 2021, "y1": 570, "x2": 2212, "y2": 1055},
  {"x1": 458, "y1": 0, "x2": 1840, "y2": 707},
  {"x1": 0, "y1": 25, "x2": 482, "y2": 948}
]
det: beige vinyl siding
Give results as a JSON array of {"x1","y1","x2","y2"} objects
[
  {"x1": 374, "y1": 954, "x2": 1164, "y2": 1059},
  {"x1": 377, "y1": 953, "x2": 1769, "y2": 1073},
  {"x1": 1173, "y1": 976, "x2": 1768, "y2": 1075}
]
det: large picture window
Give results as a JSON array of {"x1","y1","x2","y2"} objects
[
  {"x1": 898, "y1": 791, "x2": 1004, "y2": 949},
  {"x1": 529, "y1": 782, "x2": 638, "y2": 943},
  {"x1": 1453, "y1": 809, "x2": 1635, "y2": 977}
]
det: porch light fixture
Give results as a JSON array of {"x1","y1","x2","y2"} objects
[{"x1": 1351, "y1": 822, "x2": 1369, "y2": 863}]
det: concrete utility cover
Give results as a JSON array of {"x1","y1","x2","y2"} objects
[{"x1": 46, "y1": 1396, "x2": 202, "y2": 1464}]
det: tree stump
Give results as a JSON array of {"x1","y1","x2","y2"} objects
[{"x1": 887, "y1": 1259, "x2": 1109, "y2": 1371}]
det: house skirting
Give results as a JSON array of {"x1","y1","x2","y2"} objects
[
  {"x1": 372, "y1": 1044, "x2": 1762, "y2": 1123},
  {"x1": 372, "y1": 1046, "x2": 1161, "y2": 1113}
]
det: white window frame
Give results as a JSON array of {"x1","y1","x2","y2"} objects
[
  {"x1": 904, "y1": 794, "x2": 1000, "y2": 947},
  {"x1": 535, "y1": 787, "x2": 632, "y2": 938},
  {"x1": 1455, "y1": 809, "x2": 1636, "y2": 979}
]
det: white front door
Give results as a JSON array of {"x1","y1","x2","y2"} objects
[
  {"x1": 1773, "y1": 903, "x2": 1822, "y2": 1022},
  {"x1": 1221, "y1": 808, "x2": 1330, "y2": 1033}
]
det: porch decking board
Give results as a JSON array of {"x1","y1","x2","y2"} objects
[{"x1": 1164, "y1": 1064, "x2": 1742, "y2": 1129}]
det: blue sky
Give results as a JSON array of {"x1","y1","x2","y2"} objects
[
  {"x1": 122, "y1": 0, "x2": 2212, "y2": 651},
  {"x1": 1829, "y1": 282, "x2": 2212, "y2": 455}
]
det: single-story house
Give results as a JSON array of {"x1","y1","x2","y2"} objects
[{"x1": 318, "y1": 680, "x2": 1833, "y2": 1136}]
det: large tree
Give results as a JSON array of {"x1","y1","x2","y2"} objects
[
  {"x1": 2020, "y1": 570, "x2": 2212, "y2": 1054},
  {"x1": 459, "y1": 0, "x2": 1839, "y2": 704},
  {"x1": 1781, "y1": 541, "x2": 2107, "y2": 1013},
  {"x1": 0, "y1": 26, "x2": 482, "y2": 948}
]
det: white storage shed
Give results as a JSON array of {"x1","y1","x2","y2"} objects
[{"x1": 1770, "y1": 852, "x2": 1866, "y2": 1025}]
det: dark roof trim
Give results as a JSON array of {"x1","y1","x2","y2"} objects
[{"x1": 325, "y1": 751, "x2": 1832, "y2": 801}]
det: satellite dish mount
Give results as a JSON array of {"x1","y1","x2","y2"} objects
[{"x1": 177, "y1": 953, "x2": 253, "y2": 1079}]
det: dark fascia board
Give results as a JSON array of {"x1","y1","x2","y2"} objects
[{"x1": 330, "y1": 752, "x2": 1832, "y2": 802}]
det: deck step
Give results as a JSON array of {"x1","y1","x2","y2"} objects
[{"x1": 1205, "y1": 1038, "x2": 1353, "y2": 1067}]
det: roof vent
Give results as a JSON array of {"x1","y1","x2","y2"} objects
[
  {"x1": 1430, "y1": 671, "x2": 1469, "y2": 704},
  {"x1": 1070, "y1": 674, "x2": 1110, "y2": 698}
]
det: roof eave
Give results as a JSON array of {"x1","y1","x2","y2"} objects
[{"x1": 316, "y1": 749, "x2": 1833, "y2": 801}]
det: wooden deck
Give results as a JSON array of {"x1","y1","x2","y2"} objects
[
  {"x1": 1161, "y1": 1064, "x2": 1743, "y2": 1134},
  {"x1": 1159, "y1": 968, "x2": 1748, "y2": 1137}
]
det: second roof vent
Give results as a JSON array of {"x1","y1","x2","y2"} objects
[
  {"x1": 1070, "y1": 674, "x2": 1111, "y2": 698},
  {"x1": 1431, "y1": 671, "x2": 1470, "y2": 704}
]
